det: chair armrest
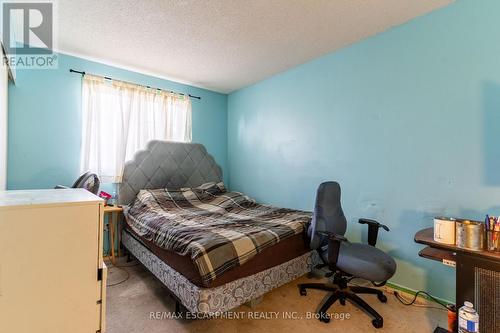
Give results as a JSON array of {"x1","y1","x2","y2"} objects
[
  {"x1": 359, "y1": 218, "x2": 390, "y2": 231},
  {"x1": 358, "y1": 218, "x2": 389, "y2": 247},
  {"x1": 315, "y1": 231, "x2": 348, "y2": 269}
]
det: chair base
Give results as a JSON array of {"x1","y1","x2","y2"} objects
[{"x1": 298, "y1": 282, "x2": 387, "y2": 329}]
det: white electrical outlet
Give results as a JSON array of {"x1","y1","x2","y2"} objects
[{"x1": 442, "y1": 259, "x2": 456, "y2": 267}]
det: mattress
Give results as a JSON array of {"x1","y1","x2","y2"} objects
[
  {"x1": 124, "y1": 224, "x2": 310, "y2": 288},
  {"x1": 124, "y1": 183, "x2": 312, "y2": 286}
]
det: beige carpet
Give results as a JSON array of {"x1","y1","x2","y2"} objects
[{"x1": 106, "y1": 261, "x2": 447, "y2": 333}]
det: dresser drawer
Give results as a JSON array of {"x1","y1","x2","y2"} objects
[{"x1": 96, "y1": 262, "x2": 108, "y2": 332}]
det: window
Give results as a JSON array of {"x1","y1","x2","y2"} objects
[{"x1": 80, "y1": 74, "x2": 192, "y2": 183}]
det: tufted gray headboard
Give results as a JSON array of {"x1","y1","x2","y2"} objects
[{"x1": 118, "y1": 140, "x2": 223, "y2": 206}]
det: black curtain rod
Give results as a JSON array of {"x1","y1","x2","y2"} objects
[{"x1": 69, "y1": 69, "x2": 201, "y2": 100}]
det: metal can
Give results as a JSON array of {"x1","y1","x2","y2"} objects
[
  {"x1": 434, "y1": 216, "x2": 456, "y2": 245},
  {"x1": 455, "y1": 220, "x2": 484, "y2": 251}
]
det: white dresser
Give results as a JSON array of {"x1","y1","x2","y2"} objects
[{"x1": 0, "y1": 189, "x2": 107, "y2": 333}]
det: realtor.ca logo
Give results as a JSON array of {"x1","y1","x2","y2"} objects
[{"x1": 2, "y1": 1, "x2": 57, "y2": 69}]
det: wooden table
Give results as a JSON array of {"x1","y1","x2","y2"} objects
[
  {"x1": 415, "y1": 227, "x2": 500, "y2": 262},
  {"x1": 103, "y1": 205, "x2": 123, "y2": 264},
  {"x1": 414, "y1": 227, "x2": 500, "y2": 333}
]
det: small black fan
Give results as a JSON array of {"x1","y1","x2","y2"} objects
[{"x1": 55, "y1": 172, "x2": 100, "y2": 195}]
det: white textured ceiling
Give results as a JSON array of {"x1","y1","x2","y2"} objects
[{"x1": 57, "y1": 0, "x2": 453, "y2": 93}]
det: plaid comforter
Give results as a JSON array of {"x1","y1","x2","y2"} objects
[{"x1": 124, "y1": 182, "x2": 311, "y2": 286}]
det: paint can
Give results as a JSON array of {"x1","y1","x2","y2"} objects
[
  {"x1": 455, "y1": 220, "x2": 484, "y2": 251},
  {"x1": 434, "y1": 217, "x2": 456, "y2": 245}
]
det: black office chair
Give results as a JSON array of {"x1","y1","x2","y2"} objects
[
  {"x1": 55, "y1": 172, "x2": 100, "y2": 195},
  {"x1": 298, "y1": 182, "x2": 396, "y2": 328}
]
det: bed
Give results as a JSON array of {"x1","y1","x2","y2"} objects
[{"x1": 119, "y1": 140, "x2": 319, "y2": 314}]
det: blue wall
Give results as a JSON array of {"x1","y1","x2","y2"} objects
[
  {"x1": 8, "y1": 0, "x2": 500, "y2": 301},
  {"x1": 228, "y1": 0, "x2": 500, "y2": 301},
  {"x1": 8, "y1": 53, "x2": 228, "y2": 190}
]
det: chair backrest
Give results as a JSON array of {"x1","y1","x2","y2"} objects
[{"x1": 309, "y1": 181, "x2": 347, "y2": 249}]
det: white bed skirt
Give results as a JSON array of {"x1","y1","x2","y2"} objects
[{"x1": 122, "y1": 230, "x2": 319, "y2": 314}]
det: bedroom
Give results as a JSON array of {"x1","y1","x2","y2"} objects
[{"x1": 0, "y1": 1, "x2": 499, "y2": 332}]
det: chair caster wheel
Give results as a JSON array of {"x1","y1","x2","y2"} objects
[
  {"x1": 319, "y1": 313, "x2": 330, "y2": 323},
  {"x1": 299, "y1": 288, "x2": 307, "y2": 296},
  {"x1": 377, "y1": 294, "x2": 387, "y2": 303},
  {"x1": 372, "y1": 319, "x2": 383, "y2": 328}
]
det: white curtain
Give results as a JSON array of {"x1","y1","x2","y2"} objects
[{"x1": 81, "y1": 74, "x2": 192, "y2": 183}]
